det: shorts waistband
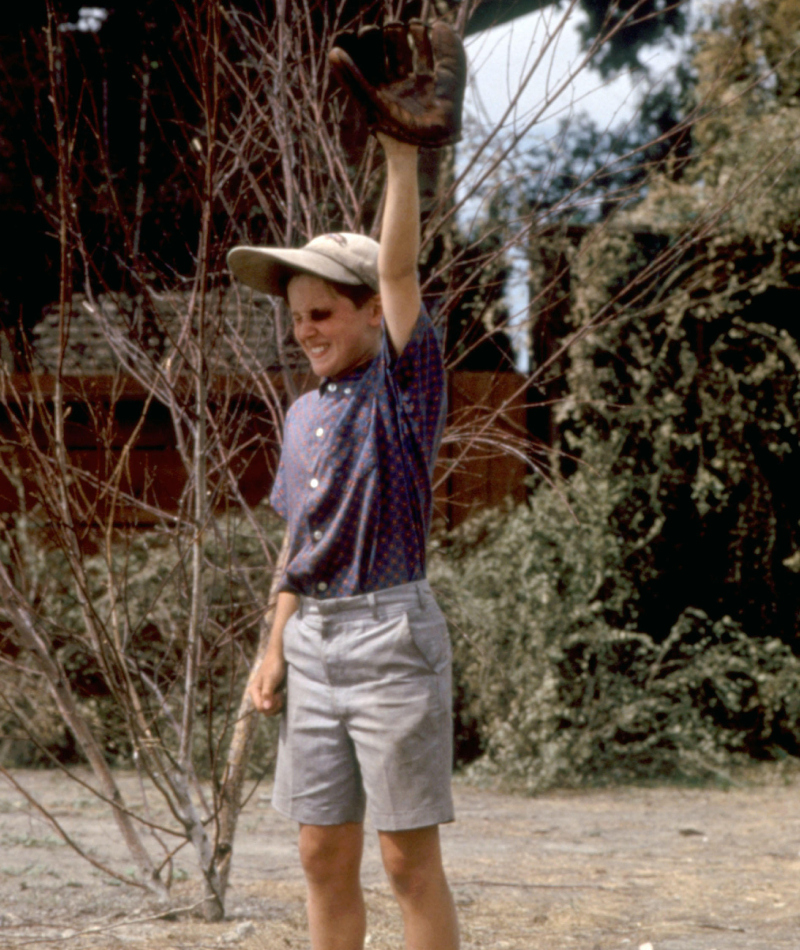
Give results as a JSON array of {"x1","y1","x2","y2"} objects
[{"x1": 297, "y1": 580, "x2": 431, "y2": 620}]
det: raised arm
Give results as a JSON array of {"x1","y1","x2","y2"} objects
[
  {"x1": 328, "y1": 19, "x2": 465, "y2": 351},
  {"x1": 377, "y1": 132, "x2": 421, "y2": 356}
]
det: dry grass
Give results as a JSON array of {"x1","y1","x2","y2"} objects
[{"x1": 2, "y1": 765, "x2": 800, "y2": 948}]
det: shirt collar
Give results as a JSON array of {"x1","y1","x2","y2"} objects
[{"x1": 318, "y1": 356, "x2": 374, "y2": 394}]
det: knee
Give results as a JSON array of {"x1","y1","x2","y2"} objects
[
  {"x1": 383, "y1": 853, "x2": 433, "y2": 902},
  {"x1": 298, "y1": 824, "x2": 362, "y2": 889},
  {"x1": 381, "y1": 832, "x2": 445, "y2": 903}
]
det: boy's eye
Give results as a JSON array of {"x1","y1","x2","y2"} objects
[{"x1": 292, "y1": 309, "x2": 333, "y2": 328}]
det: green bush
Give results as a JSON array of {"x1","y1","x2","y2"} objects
[
  {"x1": 0, "y1": 507, "x2": 283, "y2": 776},
  {"x1": 430, "y1": 465, "x2": 800, "y2": 793}
]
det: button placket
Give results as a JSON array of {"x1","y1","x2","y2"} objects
[
  {"x1": 307, "y1": 389, "x2": 336, "y2": 587},
  {"x1": 306, "y1": 373, "x2": 358, "y2": 595},
  {"x1": 307, "y1": 390, "x2": 330, "y2": 490}
]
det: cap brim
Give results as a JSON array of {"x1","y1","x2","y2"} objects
[{"x1": 227, "y1": 246, "x2": 369, "y2": 299}]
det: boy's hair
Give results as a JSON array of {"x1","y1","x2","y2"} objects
[{"x1": 327, "y1": 280, "x2": 378, "y2": 310}]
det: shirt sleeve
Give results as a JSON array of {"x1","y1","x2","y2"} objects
[
  {"x1": 386, "y1": 308, "x2": 447, "y2": 464},
  {"x1": 269, "y1": 458, "x2": 288, "y2": 520},
  {"x1": 269, "y1": 406, "x2": 292, "y2": 520},
  {"x1": 269, "y1": 423, "x2": 292, "y2": 591}
]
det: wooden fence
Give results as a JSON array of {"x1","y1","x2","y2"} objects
[{"x1": 0, "y1": 371, "x2": 530, "y2": 530}]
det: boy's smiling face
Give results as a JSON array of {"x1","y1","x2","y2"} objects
[{"x1": 288, "y1": 274, "x2": 382, "y2": 379}]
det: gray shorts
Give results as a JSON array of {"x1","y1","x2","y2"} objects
[{"x1": 272, "y1": 579, "x2": 454, "y2": 831}]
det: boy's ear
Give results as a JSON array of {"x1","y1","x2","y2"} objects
[{"x1": 367, "y1": 294, "x2": 383, "y2": 326}]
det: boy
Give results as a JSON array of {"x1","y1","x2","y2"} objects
[{"x1": 227, "y1": 21, "x2": 464, "y2": 950}]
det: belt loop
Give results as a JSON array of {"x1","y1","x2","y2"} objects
[
  {"x1": 416, "y1": 582, "x2": 425, "y2": 611},
  {"x1": 367, "y1": 592, "x2": 378, "y2": 619}
]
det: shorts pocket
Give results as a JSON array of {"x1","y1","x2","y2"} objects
[
  {"x1": 281, "y1": 612, "x2": 327, "y2": 684},
  {"x1": 403, "y1": 606, "x2": 451, "y2": 675}
]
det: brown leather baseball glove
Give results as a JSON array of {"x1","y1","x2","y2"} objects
[{"x1": 329, "y1": 19, "x2": 467, "y2": 148}]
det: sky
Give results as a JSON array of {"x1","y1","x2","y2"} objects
[
  {"x1": 463, "y1": 1, "x2": 713, "y2": 139},
  {"x1": 458, "y1": 1, "x2": 709, "y2": 369}
]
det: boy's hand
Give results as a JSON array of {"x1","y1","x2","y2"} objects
[
  {"x1": 329, "y1": 20, "x2": 467, "y2": 148},
  {"x1": 248, "y1": 650, "x2": 286, "y2": 716}
]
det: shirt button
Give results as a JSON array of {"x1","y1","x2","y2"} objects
[
  {"x1": 315, "y1": 427, "x2": 324, "y2": 438},
  {"x1": 316, "y1": 581, "x2": 328, "y2": 593},
  {"x1": 309, "y1": 477, "x2": 319, "y2": 489},
  {"x1": 344, "y1": 387, "x2": 352, "y2": 395},
  {"x1": 328, "y1": 382, "x2": 338, "y2": 392},
  {"x1": 312, "y1": 529, "x2": 323, "y2": 541}
]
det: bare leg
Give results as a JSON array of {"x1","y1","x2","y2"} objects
[
  {"x1": 378, "y1": 825, "x2": 459, "y2": 950},
  {"x1": 298, "y1": 822, "x2": 366, "y2": 950}
]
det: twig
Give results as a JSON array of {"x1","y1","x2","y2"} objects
[
  {"x1": 4, "y1": 898, "x2": 209, "y2": 946},
  {"x1": 0, "y1": 766, "x2": 151, "y2": 891}
]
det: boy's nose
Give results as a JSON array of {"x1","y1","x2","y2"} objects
[{"x1": 294, "y1": 319, "x2": 314, "y2": 342}]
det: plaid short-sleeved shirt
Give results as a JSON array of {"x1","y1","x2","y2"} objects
[{"x1": 270, "y1": 311, "x2": 446, "y2": 597}]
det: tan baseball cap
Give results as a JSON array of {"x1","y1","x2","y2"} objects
[{"x1": 227, "y1": 232, "x2": 379, "y2": 299}]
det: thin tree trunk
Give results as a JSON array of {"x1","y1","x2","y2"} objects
[
  {"x1": 179, "y1": 2, "x2": 225, "y2": 920},
  {"x1": 214, "y1": 531, "x2": 290, "y2": 902}
]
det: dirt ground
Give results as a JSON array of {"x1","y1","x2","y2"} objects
[{"x1": 1, "y1": 766, "x2": 800, "y2": 950}]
